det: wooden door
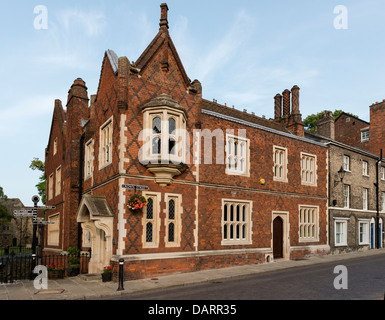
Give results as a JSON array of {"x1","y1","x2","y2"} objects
[{"x1": 273, "y1": 217, "x2": 283, "y2": 259}]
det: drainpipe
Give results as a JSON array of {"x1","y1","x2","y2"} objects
[
  {"x1": 78, "y1": 133, "x2": 85, "y2": 250},
  {"x1": 376, "y1": 149, "x2": 383, "y2": 249}
]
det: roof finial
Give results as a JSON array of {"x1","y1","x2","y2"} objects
[{"x1": 160, "y1": 3, "x2": 169, "y2": 29}]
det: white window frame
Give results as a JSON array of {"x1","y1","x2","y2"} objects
[
  {"x1": 381, "y1": 167, "x2": 385, "y2": 181},
  {"x1": 142, "y1": 110, "x2": 187, "y2": 165},
  {"x1": 343, "y1": 155, "x2": 350, "y2": 172},
  {"x1": 55, "y1": 166, "x2": 61, "y2": 196},
  {"x1": 299, "y1": 205, "x2": 319, "y2": 242},
  {"x1": 85, "y1": 139, "x2": 94, "y2": 179},
  {"x1": 273, "y1": 146, "x2": 288, "y2": 182},
  {"x1": 300, "y1": 153, "x2": 317, "y2": 186},
  {"x1": 361, "y1": 130, "x2": 369, "y2": 142},
  {"x1": 165, "y1": 194, "x2": 182, "y2": 247},
  {"x1": 142, "y1": 192, "x2": 161, "y2": 248},
  {"x1": 53, "y1": 137, "x2": 58, "y2": 156},
  {"x1": 99, "y1": 117, "x2": 113, "y2": 169},
  {"x1": 363, "y1": 188, "x2": 368, "y2": 210},
  {"x1": 222, "y1": 199, "x2": 252, "y2": 246},
  {"x1": 48, "y1": 173, "x2": 54, "y2": 201},
  {"x1": 47, "y1": 214, "x2": 60, "y2": 246},
  {"x1": 334, "y1": 218, "x2": 348, "y2": 246},
  {"x1": 225, "y1": 134, "x2": 250, "y2": 176},
  {"x1": 358, "y1": 220, "x2": 370, "y2": 245},
  {"x1": 362, "y1": 160, "x2": 369, "y2": 176},
  {"x1": 343, "y1": 184, "x2": 350, "y2": 208}
]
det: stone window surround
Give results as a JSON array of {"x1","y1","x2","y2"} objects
[
  {"x1": 298, "y1": 205, "x2": 319, "y2": 242},
  {"x1": 164, "y1": 193, "x2": 182, "y2": 248},
  {"x1": 85, "y1": 138, "x2": 94, "y2": 180},
  {"x1": 221, "y1": 198, "x2": 253, "y2": 246},
  {"x1": 300, "y1": 152, "x2": 317, "y2": 186},
  {"x1": 99, "y1": 117, "x2": 113, "y2": 170},
  {"x1": 273, "y1": 146, "x2": 288, "y2": 183},
  {"x1": 142, "y1": 191, "x2": 161, "y2": 249},
  {"x1": 225, "y1": 133, "x2": 250, "y2": 177}
]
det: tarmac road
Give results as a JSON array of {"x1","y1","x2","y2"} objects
[{"x1": 111, "y1": 253, "x2": 385, "y2": 300}]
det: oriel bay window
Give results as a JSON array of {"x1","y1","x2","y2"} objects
[
  {"x1": 141, "y1": 94, "x2": 188, "y2": 187},
  {"x1": 148, "y1": 114, "x2": 184, "y2": 160}
]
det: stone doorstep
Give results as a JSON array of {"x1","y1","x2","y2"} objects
[{"x1": 77, "y1": 274, "x2": 102, "y2": 281}]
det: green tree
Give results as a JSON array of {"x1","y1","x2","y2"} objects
[
  {"x1": 0, "y1": 187, "x2": 13, "y2": 225},
  {"x1": 304, "y1": 110, "x2": 358, "y2": 133},
  {"x1": 0, "y1": 186, "x2": 7, "y2": 199},
  {"x1": 29, "y1": 158, "x2": 46, "y2": 204}
]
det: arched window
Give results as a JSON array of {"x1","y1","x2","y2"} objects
[
  {"x1": 145, "y1": 198, "x2": 154, "y2": 243},
  {"x1": 168, "y1": 199, "x2": 176, "y2": 242},
  {"x1": 152, "y1": 117, "x2": 161, "y2": 134}
]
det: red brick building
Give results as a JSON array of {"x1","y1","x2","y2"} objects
[{"x1": 43, "y1": 4, "x2": 329, "y2": 279}]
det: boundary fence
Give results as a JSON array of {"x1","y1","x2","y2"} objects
[{"x1": 0, "y1": 248, "x2": 90, "y2": 283}]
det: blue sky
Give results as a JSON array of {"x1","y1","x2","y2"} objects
[{"x1": 1, "y1": 0, "x2": 385, "y2": 205}]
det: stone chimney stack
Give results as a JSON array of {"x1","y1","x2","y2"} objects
[{"x1": 316, "y1": 111, "x2": 335, "y2": 140}]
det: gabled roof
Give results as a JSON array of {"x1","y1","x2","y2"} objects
[
  {"x1": 335, "y1": 111, "x2": 370, "y2": 125},
  {"x1": 135, "y1": 22, "x2": 191, "y2": 88},
  {"x1": 46, "y1": 100, "x2": 66, "y2": 152}
]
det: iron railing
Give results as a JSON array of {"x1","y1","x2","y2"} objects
[{"x1": 0, "y1": 249, "x2": 90, "y2": 284}]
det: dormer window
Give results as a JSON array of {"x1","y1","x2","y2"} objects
[{"x1": 140, "y1": 94, "x2": 188, "y2": 187}]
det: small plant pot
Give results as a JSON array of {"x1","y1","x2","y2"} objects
[
  {"x1": 48, "y1": 270, "x2": 64, "y2": 280},
  {"x1": 102, "y1": 273, "x2": 112, "y2": 282},
  {"x1": 67, "y1": 266, "x2": 80, "y2": 277}
]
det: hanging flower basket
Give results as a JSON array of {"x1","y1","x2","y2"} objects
[{"x1": 127, "y1": 194, "x2": 148, "y2": 212}]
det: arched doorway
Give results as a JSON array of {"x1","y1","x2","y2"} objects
[
  {"x1": 76, "y1": 195, "x2": 114, "y2": 274},
  {"x1": 273, "y1": 216, "x2": 284, "y2": 259}
]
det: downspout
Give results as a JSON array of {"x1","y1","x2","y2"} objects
[
  {"x1": 376, "y1": 149, "x2": 383, "y2": 249},
  {"x1": 78, "y1": 133, "x2": 85, "y2": 250}
]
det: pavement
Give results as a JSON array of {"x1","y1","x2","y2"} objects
[{"x1": 1, "y1": 248, "x2": 385, "y2": 300}]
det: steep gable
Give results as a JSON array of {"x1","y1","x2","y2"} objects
[{"x1": 135, "y1": 4, "x2": 191, "y2": 91}]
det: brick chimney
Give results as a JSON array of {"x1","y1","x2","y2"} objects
[
  {"x1": 316, "y1": 111, "x2": 335, "y2": 140},
  {"x1": 282, "y1": 89, "x2": 291, "y2": 122},
  {"x1": 291, "y1": 85, "x2": 300, "y2": 115},
  {"x1": 274, "y1": 94, "x2": 282, "y2": 121},
  {"x1": 160, "y1": 3, "x2": 169, "y2": 29}
]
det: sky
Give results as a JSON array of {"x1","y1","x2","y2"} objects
[{"x1": 1, "y1": 0, "x2": 385, "y2": 206}]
